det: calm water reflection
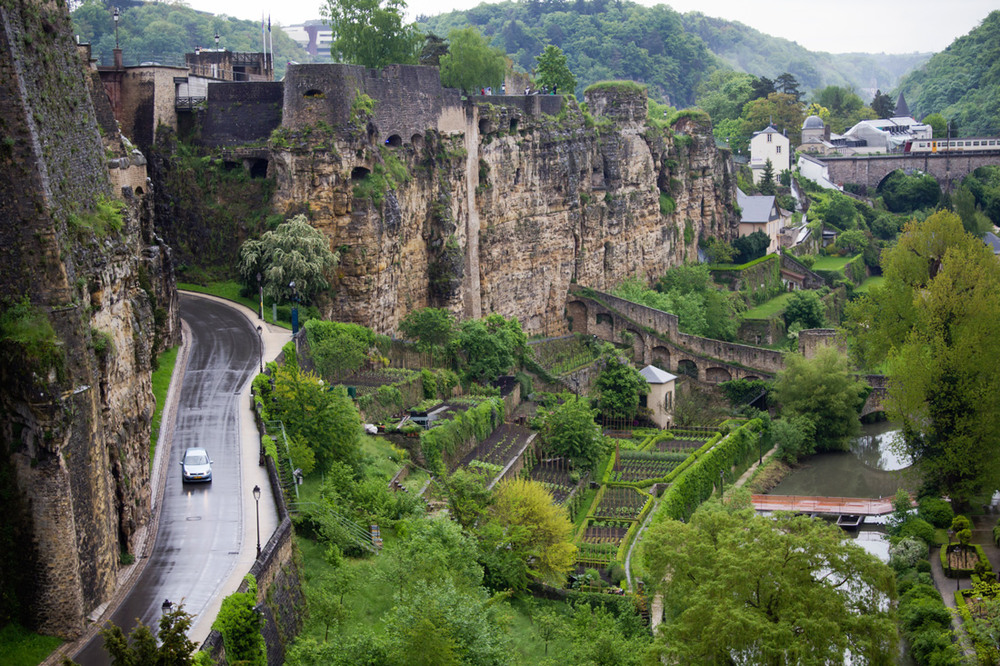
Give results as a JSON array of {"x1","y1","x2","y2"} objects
[{"x1": 769, "y1": 421, "x2": 920, "y2": 499}]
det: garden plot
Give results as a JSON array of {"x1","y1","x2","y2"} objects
[
  {"x1": 459, "y1": 424, "x2": 534, "y2": 478},
  {"x1": 528, "y1": 457, "x2": 578, "y2": 504},
  {"x1": 530, "y1": 335, "x2": 601, "y2": 376},
  {"x1": 337, "y1": 368, "x2": 417, "y2": 396},
  {"x1": 593, "y1": 486, "x2": 649, "y2": 521},
  {"x1": 609, "y1": 450, "x2": 687, "y2": 483}
]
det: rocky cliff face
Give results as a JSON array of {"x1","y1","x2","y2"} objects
[
  {"x1": 271, "y1": 70, "x2": 737, "y2": 337},
  {"x1": 0, "y1": 0, "x2": 177, "y2": 637}
]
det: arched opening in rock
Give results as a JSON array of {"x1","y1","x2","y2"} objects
[{"x1": 385, "y1": 134, "x2": 402, "y2": 147}]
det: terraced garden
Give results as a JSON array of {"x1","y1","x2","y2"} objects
[
  {"x1": 608, "y1": 451, "x2": 686, "y2": 483},
  {"x1": 459, "y1": 424, "x2": 535, "y2": 480},
  {"x1": 529, "y1": 335, "x2": 602, "y2": 375},
  {"x1": 528, "y1": 457, "x2": 579, "y2": 504}
]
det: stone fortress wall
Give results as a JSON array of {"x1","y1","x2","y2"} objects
[{"x1": 0, "y1": 0, "x2": 177, "y2": 637}]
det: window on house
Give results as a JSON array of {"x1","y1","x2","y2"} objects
[
  {"x1": 776, "y1": 145, "x2": 781, "y2": 154},
  {"x1": 767, "y1": 134, "x2": 772, "y2": 143}
]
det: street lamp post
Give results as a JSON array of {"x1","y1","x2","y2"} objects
[
  {"x1": 112, "y1": 7, "x2": 120, "y2": 49},
  {"x1": 256, "y1": 325, "x2": 263, "y2": 374},
  {"x1": 252, "y1": 485, "x2": 261, "y2": 558},
  {"x1": 719, "y1": 468, "x2": 725, "y2": 498},
  {"x1": 214, "y1": 31, "x2": 220, "y2": 50},
  {"x1": 289, "y1": 281, "x2": 298, "y2": 335},
  {"x1": 257, "y1": 272, "x2": 263, "y2": 320}
]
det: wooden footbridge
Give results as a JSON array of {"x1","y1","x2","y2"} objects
[{"x1": 751, "y1": 494, "x2": 905, "y2": 516}]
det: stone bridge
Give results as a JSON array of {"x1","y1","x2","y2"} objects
[
  {"x1": 566, "y1": 285, "x2": 887, "y2": 415},
  {"x1": 820, "y1": 151, "x2": 1000, "y2": 191}
]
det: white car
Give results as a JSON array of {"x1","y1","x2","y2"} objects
[{"x1": 180, "y1": 447, "x2": 213, "y2": 483}]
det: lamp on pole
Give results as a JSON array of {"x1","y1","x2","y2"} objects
[
  {"x1": 719, "y1": 468, "x2": 725, "y2": 498},
  {"x1": 112, "y1": 7, "x2": 120, "y2": 49},
  {"x1": 256, "y1": 272, "x2": 263, "y2": 320},
  {"x1": 289, "y1": 280, "x2": 298, "y2": 335},
  {"x1": 252, "y1": 485, "x2": 261, "y2": 558},
  {"x1": 256, "y1": 325, "x2": 263, "y2": 374},
  {"x1": 214, "y1": 31, "x2": 220, "y2": 50}
]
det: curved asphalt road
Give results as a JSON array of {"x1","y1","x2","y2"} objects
[{"x1": 73, "y1": 296, "x2": 259, "y2": 665}]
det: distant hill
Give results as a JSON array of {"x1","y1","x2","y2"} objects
[
  {"x1": 419, "y1": 1, "x2": 931, "y2": 105},
  {"x1": 679, "y1": 12, "x2": 930, "y2": 99},
  {"x1": 894, "y1": 10, "x2": 1000, "y2": 136}
]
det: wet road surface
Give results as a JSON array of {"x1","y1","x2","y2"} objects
[{"x1": 73, "y1": 295, "x2": 259, "y2": 665}]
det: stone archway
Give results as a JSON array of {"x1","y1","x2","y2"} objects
[
  {"x1": 624, "y1": 327, "x2": 645, "y2": 364},
  {"x1": 652, "y1": 345, "x2": 671, "y2": 370},
  {"x1": 595, "y1": 312, "x2": 613, "y2": 340},
  {"x1": 677, "y1": 359, "x2": 698, "y2": 379},
  {"x1": 566, "y1": 300, "x2": 588, "y2": 334},
  {"x1": 706, "y1": 367, "x2": 732, "y2": 383}
]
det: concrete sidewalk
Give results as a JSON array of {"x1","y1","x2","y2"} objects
[{"x1": 178, "y1": 291, "x2": 292, "y2": 644}]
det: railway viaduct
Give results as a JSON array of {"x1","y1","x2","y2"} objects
[
  {"x1": 565, "y1": 285, "x2": 886, "y2": 416},
  {"x1": 820, "y1": 151, "x2": 1000, "y2": 191}
]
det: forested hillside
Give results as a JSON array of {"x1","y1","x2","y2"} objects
[
  {"x1": 680, "y1": 12, "x2": 929, "y2": 95},
  {"x1": 895, "y1": 10, "x2": 1000, "y2": 136},
  {"x1": 419, "y1": 0, "x2": 713, "y2": 105},
  {"x1": 71, "y1": 0, "x2": 308, "y2": 78},
  {"x1": 419, "y1": 0, "x2": 930, "y2": 104}
]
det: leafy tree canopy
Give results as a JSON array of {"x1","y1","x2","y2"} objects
[
  {"x1": 398, "y1": 307, "x2": 456, "y2": 353},
  {"x1": 477, "y1": 478, "x2": 576, "y2": 590},
  {"x1": 88, "y1": 602, "x2": 198, "y2": 666},
  {"x1": 732, "y1": 229, "x2": 771, "y2": 264},
  {"x1": 540, "y1": 394, "x2": 604, "y2": 469},
  {"x1": 595, "y1": 354, "x2": 648, "y2": 419},
  {"x1": 439, "y1": 26, "x2": 506, "y2": 93},
  {"x1": 641, "y1": 500, "x2": 897, "y2": 664},
  {"x1": 871, "y1": 88, "x2": 895, "y2": 118},
  {"x1": 455, "y1": 314, "x2": 526, "y2": 385},
  {"x1": 878, "y1": 170, "x2": 942, "y2": 214},
  {"x1": 239, "y1": 215, "x2": 338, "y2": 305},
  {"x1": 305, "y1": 319, "x2": 384, "y2": 379},
  {"x1": 845, "y1": 211, "x2": 1000, "y2": 506},
  {"x1": 321, "y1": 0, "x2": 422, "y2": 68},
  {"x1": 534, "y1": 44, "x2": 576, "y2": 94},
  {"x1": 772, "y1": 346, "x2": 867, "y2": 451}
]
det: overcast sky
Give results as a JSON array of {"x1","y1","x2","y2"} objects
[{"x1": 190, "y1": 0, "x2": 995, "y2": 55}]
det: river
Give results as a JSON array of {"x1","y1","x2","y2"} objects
[{"x1": 768, "y1": 420, "x2": 920, "y2": 500}]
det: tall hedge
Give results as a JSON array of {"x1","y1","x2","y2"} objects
[{"x1": 420, "y1": 397, "x2": 505, "y2": 472}]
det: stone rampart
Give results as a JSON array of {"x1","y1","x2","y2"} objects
[
  {"x1": 200, "y1": 81, "x2": 284, "y2": 147},
  {"x1": 282, "y1": 63, "x2": 464, "y2": 142},
  {"x1": 821, "y1": 152, "x2": 1000, "y2": 191}
]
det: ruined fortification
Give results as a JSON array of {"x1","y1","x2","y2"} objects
[
  {"x1": 0, "y1": 0, "x2": 177, "y2": 637},
  {"x1": 252, "y1": 65, "x2": 739, "y2": 335}
]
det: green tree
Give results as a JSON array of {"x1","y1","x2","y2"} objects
[
  {"x1": 239, "y1": 215, "x2": 338, "y2": 305},
  {"x1": 774, "y1": 72, "x2": 801, "y2": 101},
  {"x1": 922, "y1": 112, "x2": 948, "y2": 138},
  {"x1": 696, "y1": 70, "x2": 754, "y2": 124},
  {"x1": 732, "y1": 229, "x2": 771, "y2": 263},
  {"x1": 306, "y1": 319, "x2": 382, "y2": 378},
  {"x1": 439, "y1": 27, "x2": 506, "y2": 94},
  {"x1": 455, "y1": 314, "x2": 526, "y2": 384},
  {"x1": 772, "y1": 346, "x2": 867, "y2": 451},
  {"x1": 878, "y1": 170, "x2": 942, "y2": 214},
  {"x1": 534, "y1": 44, "x2": 576, "y2": 94},
  {"x1": 871, "y1": 89, "x2": 895, "y2": 118},
  {"x1": 771, "y1": 414, "x2": 817, "y2": 463},
  {"x1": 320, "y1": 0, "x2": 422, "y2": 68},
  {"x1": 540, "y1": 395, "x2": 604, "y2": 469},
  {"x1": 443, "y1": 468, "x2": 494, "y2": 530},
  {"x1": 94, "y1": 602, "x2": 198, "y2": 666},
  {"x1": 270, "y1": 362, "x2": 363, "y2": 471},
  {"x1": 759, "y1": 158, "x2": 776, "y2": 195},
  {"x1": 821, "y1": 193, "x2": 859, "y2": 229},
  {"x1": 595, "y1": 355, "x2": 648, "y2": 420},
  {"x1": 845, "y1": 211, "x2": 1000, "y2": 506},
  {"x1": 741, "y1": 92, "x2": 805, "y2": 145},
  {"x1": 703, "y1": 237, "x2": 735, "y2": 263},
  {"x1": 952, "y1": 185, "x2": 993, "y2": 236},
  {"x1": 783, "y1": 290, "x2": 825, "y2": 330},
  {"x1": 835, "y1": 229, "x2": 870, "y2": 255},
  {"x1": 642, "y1": 501, "x2": 897, "y2": 664},
  {"x1": 214, "y1": 576, "x2": 266, "y2": 666},
  {"x1": 398, "y1": 307, "x2": 456, "y2": 354},
  {"x1": 478, "y1": 478, "x2": 576, "y2": 590}
]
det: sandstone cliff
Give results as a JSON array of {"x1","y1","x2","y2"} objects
[
  {"x1": 0, "y1": 0, "x2": 177, "y2": 637},
  {"x1": 269, "y1": 66, "x2": 737, "y2": 336}
]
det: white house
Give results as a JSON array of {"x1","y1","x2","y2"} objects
[
  {"x1": 749, "y1": 124, "x2": 790, "y2": 184},
  {"x1": 639, "y1": 365, "x2": 677, "y2": 429}
]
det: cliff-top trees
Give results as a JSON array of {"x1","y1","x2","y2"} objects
[
  {"x1": 320, "y1": 0, "x2": 422, "y2": 68},
  {"x1": 845, "y1": 211, "x2": 1000, "y2": 506},
  {"x1": 534, "y1": 44, "x2": 576, "y2": 94},
  {"x1": 439, "y1": 27, "x2": 506, "y2": 94},
  {"x1": 239, "y1": 215, "x2": 338, "y2": 306}
]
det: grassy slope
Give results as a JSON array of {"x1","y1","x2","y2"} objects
[
  {"x1": 743, "y1": 291, "x2": 796, "y2": 320},
  {"x1": 178, "y1": 281, "x2": 291, "y2": 329},
  {"x1": 150, "y1": 345, "x2": 179, "y2": 460},
  {"x1": 0, "y1": 623, "x2": 62, "y2": 666}
]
